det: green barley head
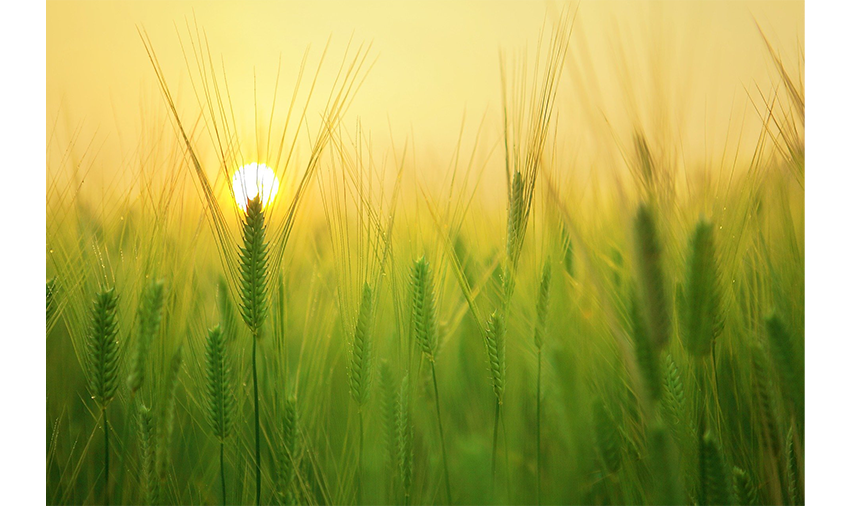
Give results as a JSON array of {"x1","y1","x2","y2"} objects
[
  {"x1": 683, "y1": 219, "x2": 723, "y2": 357},
  {"x1": 348, "y1": 282, "x2": 375, "y2": 406},
  {"x1": 410, "y1": 256, "x2": 438, "y2": 360},
  {"x1": 85, "y1": 287, "x2": 120, "y2": 408}
]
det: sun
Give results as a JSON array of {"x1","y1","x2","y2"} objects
[{"x1": 232, "y1": 163, "x2": 280, "y2": 211}]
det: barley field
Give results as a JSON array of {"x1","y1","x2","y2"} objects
[{"x1": 46, "y1": 2, "x2": 804, "y2": 505}]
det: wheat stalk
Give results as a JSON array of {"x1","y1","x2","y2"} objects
[{"x1": 204, "y1": 325, "x2": 234, "y2": 504}]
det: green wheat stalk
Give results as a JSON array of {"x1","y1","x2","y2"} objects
[
  {"x1": 155, "y1": 348, "x2": 182, "y2": 502},
  {"x1": 128, "y1": 279, "x2": 165, "y2": 394},
  {"x1": 533, "y1": 260, "x2": 551, "y2": 505},
  {"x1": 238, "y1": 194, "x2": 270, "y2": 505},
  {"x1": 409, "y1": 256, "x2": 452, "y2": 503},
  {"x1": 203, "y1": 325, "x2": 234, "y2": 505},
  {"x1": 484, "y1": 310, "x2": 506, "y2": 482},
  {"x1": 348, "y1": 281, "x2": 374, "y2": 504},
  {"x1": 84, "y1": 287, "x2": 120, "y2": 504},
  {"x1": 397, "y1": 375, "x2": 413, "y2": 506}
]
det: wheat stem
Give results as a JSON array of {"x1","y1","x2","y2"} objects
[{"x1": 430, "y1": 362, "x2": 453, "y2": 504}]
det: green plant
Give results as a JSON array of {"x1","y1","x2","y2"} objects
[
  {"x1": 84, "y1": 287, "x2": 120, "y2": 504},
  {"x1": 533, "y1": 259, "x2": 552, "y2": 504},
  {"x1": 238, "y1": 194, "x2": 270, "y2": 505},
  {"x1": 203, "y1": 325, "x2": 234, "y2": 504},
  {"x1": 128, "y1": 279, "x2": 165, "y2": 394},
  {"x1": 683, "y1": 219, "x2": 723, "y2": 358}
]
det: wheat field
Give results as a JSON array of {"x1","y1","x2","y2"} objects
[{"x1": 46, "y1": 2, "x2": 804, "y2": 505}]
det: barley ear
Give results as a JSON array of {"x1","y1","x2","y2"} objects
[
  {"x1": 699, "y1": 431, "x2": 733, "y2": 506},
  {"x1": 630, "y1": 288, "x2": 662, "y2": 401},
  {"x1": 239, "y1": 194, "x2": 269, "y2": 339},
  {"x1": 279, "y1": 395, "x2": 299, "y2": 505},
  {"x1": 379, "y1": 360, "x2": 399, "y2": 468},
  {"x1": 732, "y1": 466, "x2": 759, "y2": 506},
  {"x1": 484, "y1": 310, "x2": 506, "y2": 404},
  {"x1": 85, "y1": 287, "x2": 121, "y2": 408},
  {"x1": 128, "y1": 279, "x2": 165, "y2": 393},
  {"x1": 765, "y1": 313, "x2": 803, "y2": 424},
  {"x1": 137, "y1": 403, "x2": 157, "y2": 505},
  {"x1": 348, "y1": 282, "x2": 375, "y2": 406},
  {"x1": 506, "y1": 170, "x2": 525, "y2": 268},
  {"x1": 410, "y1": 256, "x2": 438, "y2": 360},
  {"x1": 633, "y1": 203, "x2": 670, "y2": 350},
  {"x1": 533, "y1": 259, "x2": 552, "y2": 350},
  {"x1": 683, "y1": 219, "x2": 723, "y2": 357},
  {"x1": 204, "y1": 325, "x2": 234, "y2": 442}
]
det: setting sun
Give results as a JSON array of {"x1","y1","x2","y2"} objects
[{"x1": 232, "y1": 162, "x2": 280, "y2": 211}]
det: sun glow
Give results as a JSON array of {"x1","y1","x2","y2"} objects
[{"x1": 232, "y1": 163, "x2": 280, "y2": 211}]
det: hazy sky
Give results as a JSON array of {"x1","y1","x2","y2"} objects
[{"x1": 47, "y1": 1, "x2": 803, "y2": 188}]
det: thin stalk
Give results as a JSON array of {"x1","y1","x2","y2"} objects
[
  {"x1": 430, "y1": 362, "x2": 453, "y2": 504},
  {"x1": 491, "y1": 402, "x2": 500, "y2": 485},
  {"x1": 359, "y1": 409, "x2": 365, "y2": 505},
  {"x1": 220, "y1": 441, "x2": 227, "y2": 505},
  {"x1": 536, "y1": 348, "x2": 542, "y2": 506},
  {"x1": 103, "y1": 407, "x2": 110, "y2": 506},
  {"x1": 252, "y1": 336, "x2": 261, "y2": 506}
]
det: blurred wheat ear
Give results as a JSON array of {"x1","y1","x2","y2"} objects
[
  {"x1": 128, "y1": 279, "x2": 165, "y2": 394},
  {"x1": 204, "y1": 324, "x2": 234, "y2": 505},
  {"x1": 683, "y1": 219, "x2": 723, "y2": 358},
  {"x1": 633, "y1": 203, "x2": 670, "y2": 351}
]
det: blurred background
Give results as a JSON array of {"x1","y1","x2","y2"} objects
[{"x1": 48, "y1": 0, "x2": 803, "y2": 196}]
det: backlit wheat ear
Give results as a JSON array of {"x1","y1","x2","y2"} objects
[
  {"x1": 128, "y1": 279, "x2": 165, "y2": 394},
  {"x1": 633, "y1": 203, "x2": 670, "y2": 350},
  {"x1": 349, "y1": 282, "x2": 375, "y2": 406},
  {"x1": 204, "y1": 325, "x2": 234, "y2": 442},
  {"x1": 239, "y1": 195, "x2": 270, "y2": 339},
  {"x1": 484, "y1": 310, "x2": 506, "y2": 404},
  {"x1": 533, "y1": 260, "x2": 552, "y2": 350},
  {"x1": 506, "y1": 170, "x2": 525, "y2": 268},
  {"x1": 86, "y1": 287, "x2": 121, "y2": 408},
  {"x1": 410, "y1": 257, "x2": 438, "y2": 360},
  {"x1": 137, "y1": 403, "x2": 157, "y2": 506},
  {"x1": 683, "y1": 219, "x2": 723, "y2": 357},
  {"x1": 240, "y1": 194, "x2": 269, "y2": 505},
  {"x1": 699, "y1": 431, "x2": 733, "y2": 506}
]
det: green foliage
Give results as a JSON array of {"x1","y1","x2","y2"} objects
[
  {"x1": 85, "y1": 288, "x2": 120, "y2": 408},
  {"x1": 47, "y1": 277, "x2": 58, "y2": 325},
  {"x1": 203, "y1": 325, "x2": 233, "y2": 441},
  {"x1": 217, "y1": 276, "x2": 238, "y2": 344},
  {"x1": 397, "y1": 375, "x2": 413, "y2": 501},
  {"x1": 239, "y1": 195, "x2": 270, "y2": 338},
  {"x1": 348, "y1": 282, "x2": 374, "y2": 406},
  {"x1": 155, "y1": 348, "x2": 183, "y2": 489},
  {"x1": 683, "y1": 219, "x2": 723, "y2": 357},
  {"x1": 128, "y1": 279, "x2": 165, "y2": 393}
]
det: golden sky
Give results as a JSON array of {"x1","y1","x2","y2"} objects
[{"x1": 47, "y1": 1, "x2": 803, "y2": 189}]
